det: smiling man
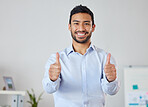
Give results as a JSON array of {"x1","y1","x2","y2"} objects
[
  {"x1": 69, "y1": 13, "x2": 94, "y2": 44},
  {"x1": 42, "y1": 5, "x2": 120, "y2": 107}
]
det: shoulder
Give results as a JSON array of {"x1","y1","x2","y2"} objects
[
  {"x1": 93, "y1": 45, "x2": 107, "y2": 56},
  {"x1": 93, "y1": 45, "x2": 116, "y2": 65},
  {"x1": 58, "y1": 47, "x2": 68, "y2": 57},
  {"x1": 47, "y1": 47, "x2": 68, "y2": 62}
]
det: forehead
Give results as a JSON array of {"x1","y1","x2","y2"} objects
[{"x1": 71, "y1": 13, "x2": 92, "y2": 22}]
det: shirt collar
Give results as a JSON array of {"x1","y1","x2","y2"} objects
[
  {"x1": 67, "y1": 45, "x2": 74, "y2": 56},
  {"x1": 66, "y1": 43, "x2": 95, "y2": 56},
  {"x1": 87, "y1": 43, "x2": 95, "y2": 52}
]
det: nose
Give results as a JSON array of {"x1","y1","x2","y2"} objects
[{"x1": 78, "y1": 24, "x2": 85, "y2": 31}]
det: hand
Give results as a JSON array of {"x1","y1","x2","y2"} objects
[
  {"x1": 104, "y1": 53, "x2": 117, "y2": 82},
  {"x1": 49, "y1": 52, "x2": 61, "y2": 81}
]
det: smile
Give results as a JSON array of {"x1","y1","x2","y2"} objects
[
  {"x1": 77, "y1": 33, "x2": 85, "y2": 36},
  {"x1": 77, "y1": 33, "x2": 86, "y2": 38},
  {"x1": 75, "y1": 31, "x2": 88, "y2": 37}
]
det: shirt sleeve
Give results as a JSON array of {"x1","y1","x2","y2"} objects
[
  {"x1": 101, "y1": 53, "x2": 120, "y2": 95},
  {"x1": 42, "y1": 54, "x2": 61, "y2": 94}
]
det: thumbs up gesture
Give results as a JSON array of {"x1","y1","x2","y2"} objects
[
  {"x1": 104, "y1": 53, "x2": 117, "y2": 82},
  {"x1": 49, "y1": 52, "x2": 61, "y2": 81}
]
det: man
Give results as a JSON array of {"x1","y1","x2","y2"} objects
[{"x1": 42, "y1": 5, "x2": 120, "y2": 107}]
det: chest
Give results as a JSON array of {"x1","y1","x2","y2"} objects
[{"x1": 60, "y1": 52, "x2": 103, "y2": 86}]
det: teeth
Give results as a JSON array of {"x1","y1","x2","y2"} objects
[{"x1": 77, "y1": 33, "x2": 85, "y2": 36}]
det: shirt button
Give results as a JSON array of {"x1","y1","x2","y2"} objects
[{"x1": 84, "y1": 101, "x2": 88, "y2": 107}]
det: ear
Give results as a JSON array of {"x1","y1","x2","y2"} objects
[
  {"x1": 68, "y1": 24, "x2": 71, "y2": 31},
  {"x1": 92, "y1": 24, "x2": 96, "y2": 32}
]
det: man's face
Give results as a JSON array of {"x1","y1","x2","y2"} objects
[{"x1": 69, "y1": 13, "x2": 95, "y2": 44}]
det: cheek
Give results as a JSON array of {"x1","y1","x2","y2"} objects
[
  {"x1": 85, "y1": 26, "x2": 92, "y2": 31},
  {"x1": 86, "y1": 28, "x2": 92, "y2": 32},
  {"x1": 73, "y1": 26, "x2": 77, "y2": 30},
  {"x1": 71, "y1": 27, "x2": 77, "y2": 33}
]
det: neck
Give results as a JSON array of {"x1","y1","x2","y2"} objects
[{"x1": 72, "y1": 40, "x2": 91, "y2": 55}]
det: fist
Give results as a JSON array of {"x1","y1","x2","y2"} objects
[
  {"x1": 104, "y1": 53, "x2": 117, "y2": 82},
  {"x1": 49, "y1": 52, "x2": 61, "y2": 81}
]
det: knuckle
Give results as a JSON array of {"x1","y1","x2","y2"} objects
[
  {"x1": 49, "y1": 68, "x2": 52, "y2": 72},
  {"x1": 105, "y1": 73, "x2": 109, "y2": 76},
  {"x1": 54, "y1": 65, "x2": 60, "y2": 69},
  {"x1": 57, "y1": 70, "x2": 61, "y2": 74},
  {"x1": 104, "y1": 67, "x2": 108, "y2": 70},
  {"x1": 105, "y1": 65, "x2": 108, "y2": 68},
  {"x1": 57, "y1": 66, "x2": 61, "y2": 69},
  {"x1": 50, "y1": 65, "x2": 53, "y2": 68}
]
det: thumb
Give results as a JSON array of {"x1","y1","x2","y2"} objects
[
  {"x1": 56, "y1": 52, "x2": 60, "y2": 64},
  {"x1": 106, "y1": 53, "x2": 111, "y2": 65}
]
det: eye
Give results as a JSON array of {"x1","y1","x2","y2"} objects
[
  {"x1": 74, "y1": 23, "x2": 79, "y2": 25},
  {"x1": 84, "y1": 23, "x2": 90, "y2": 25}
]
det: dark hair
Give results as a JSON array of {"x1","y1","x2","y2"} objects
[{"x1": 69, "y1": 5, "x2": 94, "y2": 25}]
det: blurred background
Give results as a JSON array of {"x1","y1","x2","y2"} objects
[{"x1": 0, "y1": 0, "x2": 148, "y2": 107}]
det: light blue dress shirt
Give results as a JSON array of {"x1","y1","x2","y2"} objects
[{"x1": 42, "y1": 44, "x2": 120, "y2": 107}]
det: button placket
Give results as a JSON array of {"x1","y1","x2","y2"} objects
[{"x1": 82, "y1": 55, "x2": 88, "y2": 107}]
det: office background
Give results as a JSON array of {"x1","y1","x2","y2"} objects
[{"x1": 0, "y1": 0, "x2": 148, "y2": 107}]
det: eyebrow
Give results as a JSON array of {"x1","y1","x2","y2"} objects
[
  {"x1": 84, "y1": 21, "x2": 91, "y2": 23},
  {"x1": 73, "y1": 20, "x2": 80, "y2": 22},
  {"x1": 72, "y1": 20, "x2": 91, "y2": 23}
]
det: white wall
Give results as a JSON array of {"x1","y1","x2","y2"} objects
[{"x1": 0, "y1": 0, "x2": 148, "y2": 107}]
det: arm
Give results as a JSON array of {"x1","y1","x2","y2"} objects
[
  {"x1": 42, "y1": 53, "x2": 61, "y2": 94},
  {"x1": 101, "y1": 53, "x2": 120, "y2": 95}
]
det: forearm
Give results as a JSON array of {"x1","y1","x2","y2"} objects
[
  {"x1": 101, "y1": 53, "x2": 120, "y2": 95},
  {"x1": 42, "y1": 71, "x2": 61, "y2": 94},
  {"x1": 101, "y1": 77, "x2": 120, "y2": 95},
  {"x1": 43, "y1": 53, "x2": 61, "y2": 94}
]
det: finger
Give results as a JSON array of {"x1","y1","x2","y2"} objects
[
  {"x1": 56, "y1": 52, "x2": 60, "y2": 64},
  {"x1": 50, "y1": 67, "x2": 61, "y2": 72},
  {"x1": 104, "y1": 64, "x2": 115, "y2": 69},
  {"x1": 50, "y1": 68, "x2": 61, "y2": 73},
  {"x1": 51, "y1": 64, "x2": 61, "y2": 69},
  {"x1": 104, "y1": 69, "x2": 112, "y2": 74},
  {"x1": 50, "y1": 64, "x2": 60, "y2": 68},
  {"x1": 105, "y1": 69, "x2": 116, "y2": 74},
  {"x1": 49, "y1": 68, "x2": 61, "y2": 74},
  {"x1": 106, "y1": 53, "x2": 111, "y2": 65},
  {"x1": 106, "y1": 70, "x2": 116, "y2": 77},
  {"x1": 107, "y1": 76, "x2": 114, "y2": 81},
  {"x1": 108, "y1": 73, "x2": 116, "y2": 80},
  {"x1": 104, "y1": 67, "x2": 116, "y2": 73}
]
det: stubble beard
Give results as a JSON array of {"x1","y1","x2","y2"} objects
[{"x1": 71, "y1": 31, "x2": 92, "y2": 44}]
